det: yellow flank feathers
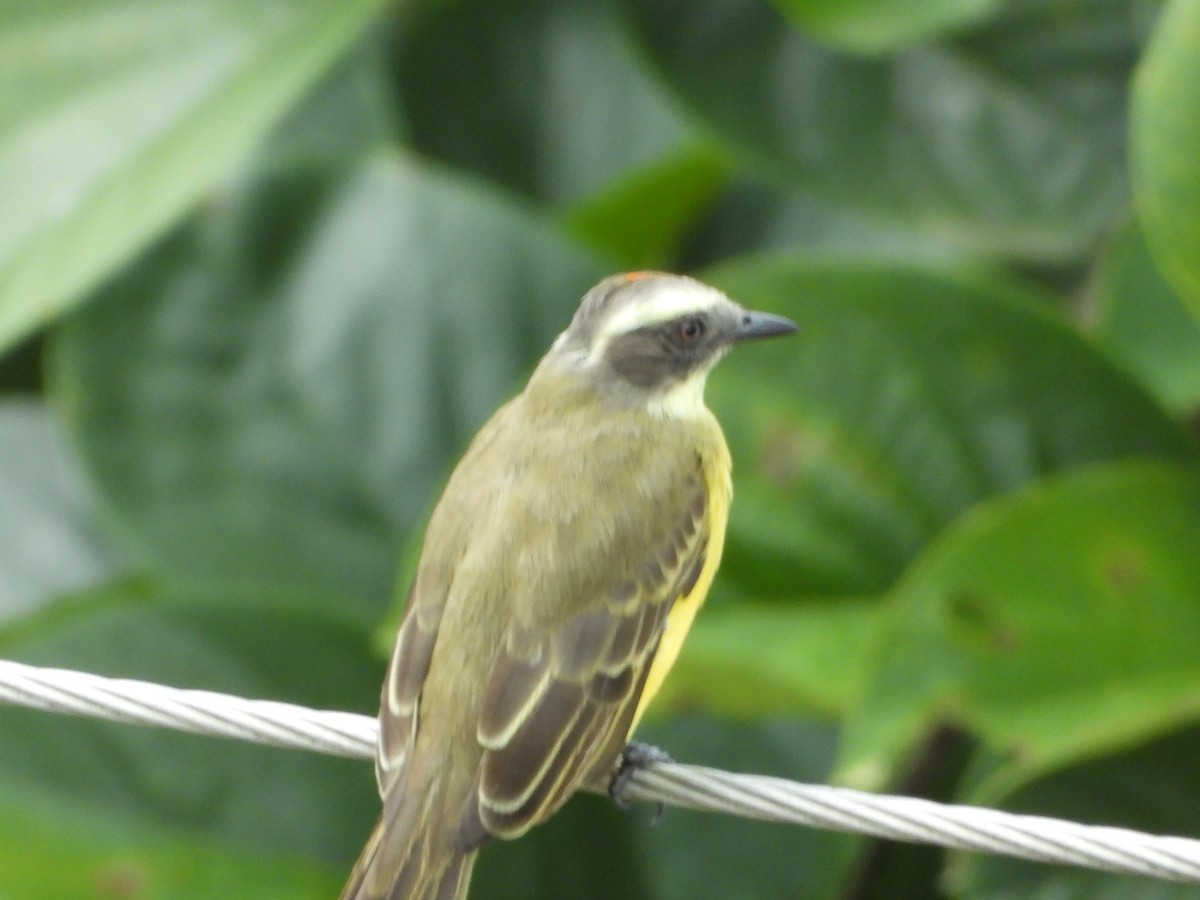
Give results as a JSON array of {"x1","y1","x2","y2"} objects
[{"x1": 631, "y1": 417, "x2": 731, "y2": 733}]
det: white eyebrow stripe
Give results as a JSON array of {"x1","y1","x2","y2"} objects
[{"x1": 596, "y1": 281, "x2": 729, "y2": 341}]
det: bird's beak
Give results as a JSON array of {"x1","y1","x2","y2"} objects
[{"x1": 731, "y1": 309, "x2": 798, "y2": 343}]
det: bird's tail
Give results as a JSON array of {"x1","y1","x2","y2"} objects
[{"x1": 339, "y1": 813, "x2": 477, "y2": 900}]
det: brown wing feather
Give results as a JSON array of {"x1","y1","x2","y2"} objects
[
  {"x1": 375, "y1": 581, "x2": 441, "y2": 795},
  {"x1": 466, "y1": 467, "x2": 710, "y2": 841}
]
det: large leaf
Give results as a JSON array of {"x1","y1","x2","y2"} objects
[
  {"x1": 563, "y1": 144, "x2": 733, "y2": 270},
  {"x1": 627, "y1": 0, "x2": 1136, "y2": 259},
  {"x1": 650, "y1": 596, "x2": 877, "y2": 720},
  {"x1": 702, "y1": 257, "x2": 1196, "y2": 598},
  {"x1": 1090, "y1": 225, "x2": 1200, "y2": 414},
  {"x1": 0, "y1": 0, "x2": 388, "y2": 354},
  {"x1": 0, "y1": 582, "x2": 382, "y2": 896},
  {"x1": 51, "y1": 154, "x2": 606, "y2": 619},
  {"x1": 840, "y1": 462, "x2": 1200, "y2": 799},
  {"x1": 772, "y1": 0, "x2": 1004, "y2": 54},
  {"x1": 682, "y1": 180, "x2": 979, "y2": 267},
  {"x1": 0, "y1": 400, "x2": 114, "y2": 623},
  {"x1": 1131, "y1": 0, "x2": 1200, "y2": 316},
  {"x1": 957, "y1": 726, "x2": 1200, "y2": 900},
  {"x1": 632, "y1": 716, "x2": 859, "y2": 900},
  {"x1": 0, "y1": 792, "x2": 340, "y2": 900},
  {"x1": 470, "y1": 790, "x2": 653, "y2": 900},
  {"x1": 389, "y1": 0, "x2": 695, "y2": 204}
]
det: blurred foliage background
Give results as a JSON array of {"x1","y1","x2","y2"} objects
[{"x1": 2, "y1": 0, "x2": 1200, "y2": 897}]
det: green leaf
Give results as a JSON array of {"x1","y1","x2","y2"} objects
[
  {"x1": 0, "y1": 581, "x2": 382, "y2": 896},
  {"x1": 957, "y1": 726, "x2": 1200, "y2": 900},
  {"x1": 651, "y1": 596, "x2": 878, "y2": 720},
  {"x1": 633, "y1": 717, "x2": 860, "y2": 900},
  {"x1": 0, "y1": 0, "x2": 388, "y2": 354},
  {"x1": 0, "y1": 791, "x2": 340, "y2": 900},
  {"x1": 391, "y1": 0, "x2": 695, "y2": 204},
  {"x1": 772, "y1": 0, "x2": 1004, "y2": 54},
  {"x1": 249, "y1": 45, "x2": 405, "y2": 172},
  {"x1": 702, "y1": 257, "x2": 1196, "y2": 599},
  {"x1": 1090, "y1": 225, "x2": 1200, "y2": 414},
  {"x1": 627, "y1": 0, "x2": 1136, "y2": 259},
  {"x1": 471, "y1": 793, "x2": 653, "y2": 900},
  {"x1": 680, "y1": 181, "x2": 977, "y2": 267},
  {"x1": 50, "y1": 153, "x2": 606, "y2": 618},
  {"x1": 1131, "y1": 0, "x2": 1200, "y2": 316},
  {"x1": 840, "y1": 462, "x2": 1200, "y2": 798},
  {"x1": 0, "y1": 400, "x2": 114, "y2": 624},
  {"x1": 563, "y1": 144, "x2": 732, "y2": 270}
]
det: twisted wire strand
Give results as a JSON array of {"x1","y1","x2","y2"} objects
[{"x1": 2, "y1": 658, "x2": 1199, "y2": 883}]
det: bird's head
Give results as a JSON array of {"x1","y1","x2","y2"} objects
[{"x1": 541, "y1": 272, "x2": 796, "y2": 418}]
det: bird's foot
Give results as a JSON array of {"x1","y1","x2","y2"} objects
[{"x1": 609, "y1": 742, "x2": 674, "y2": 818}]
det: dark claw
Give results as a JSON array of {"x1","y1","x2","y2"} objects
[{"x1": 609, "y1": 742, "x2": 674, "y2": 816}]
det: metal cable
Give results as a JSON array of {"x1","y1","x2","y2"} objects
[{"x1": 2, "y1": 657, "x2": 1198, "y2": 883}]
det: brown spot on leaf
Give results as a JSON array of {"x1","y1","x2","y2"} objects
[
  {"x1": 946, "y1": 591, "x2": 1019, "y2": 655},
  {"x1": 93, "y1": 860, "x2": 148, "y2": 898},
  {"x1": 1102, "y1": 546, "x2": 1146, "y2": 594}
]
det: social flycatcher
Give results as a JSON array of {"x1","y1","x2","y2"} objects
[{"x1": 342, "y1": 272, "x2": 796, "y2": 900}]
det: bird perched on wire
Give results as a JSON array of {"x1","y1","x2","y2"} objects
[{"x1": 342, "y1": 271, "x2": 797, "y2": 900}]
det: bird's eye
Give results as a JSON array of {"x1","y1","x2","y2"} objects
[{"x1": 678, "y1": 317, "x2": 705, "y2": 342}]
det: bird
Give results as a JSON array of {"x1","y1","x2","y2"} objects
[{"x1": 341, "y1": 271, "x2": 796, "y2": 900}]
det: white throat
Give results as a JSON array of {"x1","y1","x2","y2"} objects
[{"x1": 645, "y1": 369, "x2": 712, "y2": 419}]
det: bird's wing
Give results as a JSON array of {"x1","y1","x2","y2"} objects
[
  {"x1": 376, "y1": 579, "x2": 445, "y2": 796},
  {"x1": 461, "y1": 457, "x2": 713, "y2": 844}
]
